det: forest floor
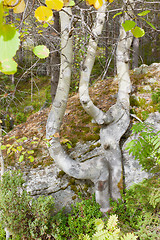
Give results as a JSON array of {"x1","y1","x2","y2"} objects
[{"x1": 1, "y1": 63, "x2": 160, "y2": 169}]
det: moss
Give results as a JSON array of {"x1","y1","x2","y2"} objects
[
  {"x1": 72, "y1": 195, "x2": 77, "y2": 200},
  {"x1": 93, "y1": 126, "x2": 100, "y2": 133},
  {"x1": 88, "y1": 142, "x2": 101, "y2": 152},
  {"x1": 82, "y1": 134, "x2": 100, "y2": 142},
  {"x1": 83, "y1": 184, "x2": 89, "y2": 192},
  {"x1": 68, "y1": 177, "x2": 76, "y2": 185},
  {"x1": 70, "y1": 185, "x2": 78, "y2": 193},
  {"x1": 130, "y1": 96, "x2": 140, "y2": 107},
  {"x1": 138, "y1": 97, "x2": 147, "y2": 107},
  {"x1": 81, "y1": 115, "x2": 92, "y2": 124},
  {"x1": 57, "y1": 170, "x2": 66, "y2": 178}
]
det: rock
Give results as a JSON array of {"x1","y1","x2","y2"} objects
[
  {"x1": 147, "y1": 77, "x2": 157, "y2": 84},
  {"x1": 133, "y1": 64, "x2": 148, "y2": 75},
  {"x1": 123, "y1": 136, "x2": 150, "y2": 189},
  {"x1": 143, "y1": 85, "x2": 152, "y2": 92},
  {"x1": 145, "y1": 112, "x2": 160, "y2": 131},
  {"x1": 24, "y1": 106, "x2": 34, "y2": 113},
  {"x1": 24, "y1": 110, "x2": 160, "y2": 210},
  {"x1": 24, "y1": 158, "x2": 94, "y2": 211}
]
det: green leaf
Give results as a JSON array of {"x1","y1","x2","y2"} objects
[
  {"x1": 107, "y1": 214, "x2": 118, "y2": 230},
  {"x1": 154, "y1": 141, "x2": 160, "y2": 150},
  {"x1": 27, "y1": 150, "x2": 34, "y2": 154},
  {"x1": 122, "y1": 232, "x2": 137, "y2": 240},
  {"x1": 7, "y1": 146, "x2": 12, "y2": 154},
  {"x1": 94, "y1": 219, "x2": 104, "y2": 231},
  {"x1": 0, "y1": 24, "x2": 20, "y2": 61},
  {"x1": 43, "y1": 23, "x2": 49, "y2": 28},
  {"x1": 19, "y1": 155, "x2": 24, "y2": 162},
  {"x1": 31, "y1": 141, "x2": 38, "y2": 144},
  {"x1": 152, "y1": 137, "x2": 160, "y2": 145},
  {"x1": 0, "y1": 58, "x2": 17, "y2": 75},
  {"x1": 33, "y1": 45, "x2": 50, "y2": 59},
  {"x1": 113, "y1": 11, "x2": 122, "y2": 19},
  {"x1": 0, "y1": 0, "x2": 4, "y2": 26},
  {"x1": 0, "y1": 145, "x2": 6, "y2": 150},
  {"x1": 28, "y1": 155, "x2": 34, "y2": 162},
  {"x1": 66, "y1": 142, "x2": 72, "y2": 149},
  {"x1": 122, "y1": 20, "x2": 136, "y2": 32},
  {"x1": 69, "y1": 0, "x2": 75, "y2": 6},
  {"x1": 131, "y1": 26, "x2": 145, "y2": 38},
  {"x1": 137, "y1": 10, "x2": 150, "y2": 16},
  {"x1": 9, "y1": 136, "x2": 15, "y2": 140},
  {"x1": 17, "y1": 146, "x2": 23, "y2": 151},
  {"x1": 144, "y1": 19, "x2": 156, "y2": 30},
  {"x1": 20, "y1": 137, "x2": 28, "y2": 141},
  {"x1": 83, "y1": 235, "x2": 90, "y2": 240},
  {"x1": 126, "y1": 140, "x2": 136, "y2": 150}
]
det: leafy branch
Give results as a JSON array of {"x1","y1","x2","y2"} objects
[
  {"x1": 126, "y1": 122, "x2": 160, "y2": 173},
  {"x1": 83, "y1": 215, "x2": 137, "y2": 240}
]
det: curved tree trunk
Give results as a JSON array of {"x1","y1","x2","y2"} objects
[{"x1": 46, "y1": 1, "x2": 134, "y2": 212}]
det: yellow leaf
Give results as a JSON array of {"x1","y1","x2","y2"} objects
[
  {"x1": 53, "y1": 132, "x2": 60, "y2": 138},
  {"x1": 4, "y1": 0, "x2": 17, "y2": 7},
  {"x1": 35, "y1": 6, "x2": 53, "y2": 23},
  {"x1": 108, "y1": 0, "x2": 114, "y2": 3},
  {"x1": 46, "y1": 0, "x2": 63, "y2": 11},
  {"x1": 13, "y1": 0, "x2": 25, "y2": 13},
  {"x1": 94, "y1": 0, "x2": 103, "y2": 9},
  {"x1": 87, "y1": 0, "x2": 103, "y2": 9}
]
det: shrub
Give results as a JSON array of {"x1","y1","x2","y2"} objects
[
  {"x1": 126, "y1": 122, "x2": 160, "y2": 173},
  {"x1": 83, "y1": 215, "x2": 137, "y2": 240},
  {"x1": 52, "y1": 195, "x2": 103, "y2": 239},
  {"x1": 0, "y1": 170, "x2": 55, "y2": 239},
  {"x1": 15, "y1": 112, "x2": 27, "y2": 124},
  {"x1": 109, "y1": 177, "x2": 160, "y2": 239},
  {"x1": 0, "y1": 223, "x2": 5, "y2": 240}
]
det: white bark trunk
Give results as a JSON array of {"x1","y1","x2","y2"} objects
[
  {"x1": 0, "y1": 122, "x2": 4, "y2": 180},
  {"x1": 46, "y1": 1, "x2": 135, "y2": 212},
  {"x1": 46, "y1": 8, "x2": 101, "y2": 180},
  {"x1": 0, "y1": 121, "x2": 10, "y2": 239},
  {"x1": 79, "y1": 3, "x2": 112, "y2": 125}
]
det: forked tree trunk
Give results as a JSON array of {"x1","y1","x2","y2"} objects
[{"x1": 46, "y1": 1, "x2": 134, "y2": 212}]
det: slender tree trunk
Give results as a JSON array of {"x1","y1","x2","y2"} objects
[
  {"x1": 0, "y1": 121, "x2": 4, "y2": 180},
  {"x1": 0, "y1": 122, "x2": 10, "y2": 240},
  {"x1": 132, "y1": 37, "x2": 139, "y2": 69},
  {"x1": 50, "y1": 12, "x2": 60, "y2": 102}
]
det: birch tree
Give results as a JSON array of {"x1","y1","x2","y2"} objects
[
  {"x1": 46, "y1": 0, "x2": 135, "y2": 212},
  {"x1": 0, "y1": 0, "x2": 155, "y2": 212}
]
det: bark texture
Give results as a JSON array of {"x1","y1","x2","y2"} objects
[
  {"x1": 0, "y1": 122, "x2": 4, "y2": 180},
  {"x1": 50, "y1": 12, "x2": 60, "y2": 101}
]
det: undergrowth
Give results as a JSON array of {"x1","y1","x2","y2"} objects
[{"x1": 0, "y1": 170, "x2": 160, "y2": 239}]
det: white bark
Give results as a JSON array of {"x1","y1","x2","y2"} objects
[
  {"x1": 46, "y1": 8, "x2": 101, "y2": 180},
  {"x1": 46, "y1": 5, "x2": 111, "y2": 210},
  {"x1": 47, "y1": 1, "x2": 135, "y2": 212},
  {"x1": 0, "y1": 122, "x2": 4, "y2": 180},
  {"x1": 0, "y1": 122, "x2": 10, "y2": 239},
  {"x1": 79, "y1": 3, "x2": 112, "y2": 125}
]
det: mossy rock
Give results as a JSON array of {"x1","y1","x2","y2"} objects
[{"x1": 130, "y1": 95, "x2": 140, "y2": 107}]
